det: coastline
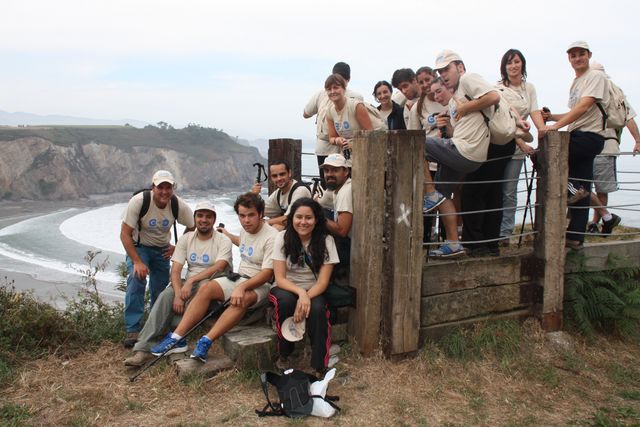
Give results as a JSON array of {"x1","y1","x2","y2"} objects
[{"x1": 0, "y1": 194, "x2": 131, "y2": 306}]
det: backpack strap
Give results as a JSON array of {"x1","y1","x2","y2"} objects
[
  {"x1": 136, "y1": 190, "x2": 151, "y2": 246},
  {"x1": 465, "y1": 94, "x2": 490, "y2": 125},
  {"x1": 310, "y1": 394, "x2": 342, "y2": 412},
  {"x1": 595, "y1": 102, "x2": 608, "y2": 131},
  {"x1": 255, "y1": 372, "x2": 286, "y2": 417},
  {"x1": 170, "y1": 195, "x2": 179, "y2": 244}
]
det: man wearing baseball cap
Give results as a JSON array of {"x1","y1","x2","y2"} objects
[
  {"x1": 320, "y1": 153, "x2": 353, "y2": 290},
  {"x1": 539, "y1": 41, "x2": 609, "y2": 249},
  {"x1": 422, "y1": 50, "x2": 500, "y2": 257},
  {"x1": 124, "y1": 200, "x2": 232, "y2": 366},
  {"x1": 120, "y1": 170, "x2": 195, "y2": 348}
]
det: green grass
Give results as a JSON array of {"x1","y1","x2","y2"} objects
[
  {"x1": 0, "y1": 403, "x2": 31, "y2": 427},
  {"x1": 437, "y1": 320, "x2": 522, "y2": 362}
]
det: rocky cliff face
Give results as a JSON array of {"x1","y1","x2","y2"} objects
[{"x1": 0, "y1": 137, "x2": 265, "y2": 200}]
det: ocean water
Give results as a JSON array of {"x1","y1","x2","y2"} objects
[{"x1": 0, "y1": 140, "x2": 638, "y2": 302}]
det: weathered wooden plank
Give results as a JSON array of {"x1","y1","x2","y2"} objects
[
  {"x1": 534, "y1": 131, "x2": 569, "y2": 331},
  {"x1": 383, "y1": 130, "x2": 424, "y2": 355},
  {"x1": 422, "y1": 253, "x2": 529, "y2": 296},
  {"x1": 419, "y1": 308, "x2": 533, "y2": 344},
  {"x1": 221, "y1": 326, "x2": 276, "y2": 371},
  {"x1": 348, "y1": 130, "x2": 386, "y2": 356},
  {"x1": 421, "y1": 282, "x2": 536, "y2": 326},
  {"x1": 565, "y1": 240, "x2": 640, "y2": 273},
  {"x1": 268, "y1": 139, "x2": 302, "y2": 194}
]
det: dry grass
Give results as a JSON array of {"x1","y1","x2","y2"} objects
[{"x1": 2, "y1": 319, "x2": 640, "y2": 426}]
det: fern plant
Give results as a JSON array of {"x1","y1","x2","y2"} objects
[{"x1": 564, "y1": 252, "x2": 640, "y2": 340}]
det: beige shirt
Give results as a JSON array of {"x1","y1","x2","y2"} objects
[
  {"x1": 171, "y1": 231, "x2": 233, "y2": 278},
  {"x1": 272, "y1": 232, "x2": 339, "y2": 290},
  {"x1": 334, "y1": 178, "x2": 353, "y2": 238},
  {"x1": 567, "y1": 68, "x2": 609, "y2": 135},
  {"x1": 327, "y1": 97, "x2": 365, "y2": 140},
  {"x1": 264, "y1": 179, "x2": 312, "y2": 219},
  {"x1": 238, "y1": 223, "x2": 278, "y2": 278},
  {"x1": 496, "y1": 81, "x2": 539, "y2": 120},
  {"x1": 407, "y1": 97, "x2": 446, "y2": 137},
  {"x1": 305, "y1": 88, "x2": 363, "y2": 155},
  {"x1": 450, "y1": 73, "x2": 494, "y2": 163},
  {"x1": 122, "y1": 192, "x2": 194, "y2": 247},
  {"x1": 392, "y1": 90, "x2": 407, "y2": 107}
]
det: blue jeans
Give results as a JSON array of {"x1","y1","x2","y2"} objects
[
  {"x1": 500, "y1": 157, "x2": 524, "y2": 237},
  {"x1": 124, "y1": 245, "x2": 170, "y2": 333}
]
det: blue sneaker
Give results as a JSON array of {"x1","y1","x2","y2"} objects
[
  {"x1": 150, "y1": 333, "x2": 188, "y2": 356},
  {"x1": 428, "y1": 242, "x2": 465, "y2": 258},
  {"x1": 190, "y1": 336, "x2": 213, "y2": 363},
  {"x1": 423, "y1": 191, "x2": 445, "y2": 214}
]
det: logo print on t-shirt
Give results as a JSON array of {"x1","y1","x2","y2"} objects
[
  {"x1": 202, "y1": 254, "x2": 210, "y2": 263},
  {"x1": 239, "y1": 243, "x2": 245, "y2": 254},
  {"x1": 334, "y1": 121, "x2": 342, "y2": 131},
  {"x1": 189, "y1": 253, "x2": 197, "y2": 262},
  {"x1": 149, "y1": 219, "x2": 157, "y2": 227},
  {"x1": 247, "y1": 246, "x2": 254, "y2": 257},
  {"x1": 343, "y1": 121, "x2": 350, "y2": 130},
  {"x1": 449, "y1": 103, "x2": 457, "y2": 119},
  {"x1": 162, "y1": 219, "x2": 170, "y2": 227}
]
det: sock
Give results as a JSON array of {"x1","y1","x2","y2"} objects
[
  {"x1": 602, "y1": 213, "x2": 612, "y2": 222},
  {"x1": 170, "y1": 332, "x2": 183, "y2": 340}
]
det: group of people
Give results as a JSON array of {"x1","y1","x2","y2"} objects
[
  {"x1": 121, "y1": 156, "x2": 353, "y2": 376},
  {"x1": 304, "y1": 44, "x2": 640, "y2": 258}
]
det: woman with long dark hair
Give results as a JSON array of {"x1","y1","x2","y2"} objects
[
  {"x1": 268, "y1": 197, "x2": 339, "y2": 375},
  {"x1": 373, "y1": 80, "x2": 406, "y2": 130},
  {"x1": 497, "y1": 49, "x2": 544, "y2": 242}
]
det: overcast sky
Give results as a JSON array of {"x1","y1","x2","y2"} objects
[{"x1": 1, "y1": 0, "x2": 639, "y2": 143}]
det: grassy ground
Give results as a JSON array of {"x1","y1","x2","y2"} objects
[{"x1": 2, "y1": 318, "x2": 639, "y2": 426}]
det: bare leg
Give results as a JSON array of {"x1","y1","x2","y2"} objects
[
  {"x1": 590, "y1": 193, "x2": 609, "y2": 223},
  {"x1": 424, "y1": 164, "x2": 436, "y2": 193},
  {"x1": 438, "y1": 200, "x2": 459, "y2": 242},
  {"x1": 174, "y1": 280, "x2": 225, "y2": 336},
  {"x1": 204, "y1": 291, "x2": 258, "y2": 341}
]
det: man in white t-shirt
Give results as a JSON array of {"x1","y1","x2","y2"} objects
[
  {"x1": 251, "y1": 160, "x2": 311, "y2": 230},
  {"x1": 391, "y1": 68, "x2": 421, "y2": 127},
  {"x1": 120, "y1": 170, "x2": 195, "y2": 348},
  {"x1": 124, "y1": 201, "x2": 232, "y2": 367},
  {"x1": 423, "y1": 50, "x2": 500, "y2": 258},
  {"x1": 304, "y1": 62, "x2": 363, "y2": 186},
  {"x1": 150, "y1": 192, "x2": 278, "y2": 363},
  {"x1": 320, "y1": 154, "x2": 352, "y2": 284},
  {"x1": 539, "y1": 41, "x2": 609, "y2": 249}
]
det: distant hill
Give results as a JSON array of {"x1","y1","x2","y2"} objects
[
  {"x1": 0, "y1": 124, "x2": 265, "y2": 200},
  {"x1": 0, "y1": 109, "x2": 149, "y2": 128}
]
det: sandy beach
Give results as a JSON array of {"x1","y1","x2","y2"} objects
[{"x1": 0, "y1": 194, "x2": 130, "y2": 307}]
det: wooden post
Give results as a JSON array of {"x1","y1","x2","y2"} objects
[
  {"x1": 268, "y1": 139, "x2": 302, "y2": 194},
  {"x1": 382, "y1": 130, "x2": 424, "y2": 355},
  {"x1": 349, "y1": 130, "x2": 386, "y2": 356},
  {"x1": 534, "y1": 131, "x2": 569, "y2": 331}
]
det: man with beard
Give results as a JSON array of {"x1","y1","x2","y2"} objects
[
  {"x1": 252, "y1": 160, "x2": 311, "y2": 230},
  {"x1": 124, "y1": 201, "x2": 232, "y2": 367},
  {"x1": 149, "y1": 193, "x2": 277, "y2": 363},
  {"x1": 320, "y1": 153, "x2": 352, "y2": 283}
]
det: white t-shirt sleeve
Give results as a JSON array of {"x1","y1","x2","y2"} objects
[
  {"x1": 461, "y1": 73, "x2": 495, "y2": 100},
  {"x1": 261, "y1": 229, "x2": 277, "y2": 270},
  {"x1": 215, "y1": 235, "x2": 233, "y2": 265},
  {"x1": 171, "y1": 233, "x2": 189, "y2": 265},
  {"x1": 324, "y1": 236, "x2": 340, "y2": 265},
  {"x1": 304, "y1": 91, "x2": 321, "y2": 117},
  {"x1": 527, "y1": 82, "x2": 539, "y2": 112},
  {"x1": 122, "y1": 193, "x2": 144, "y2": 229}
]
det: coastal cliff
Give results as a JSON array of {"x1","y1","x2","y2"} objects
[{"x1": 0, "y1": 125, "x2": 265, "y2": 200}]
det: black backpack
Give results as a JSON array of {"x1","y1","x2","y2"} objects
[
  {"x1": 275, "y1": 181, "x2": 311, "y2": 215},
  {"x1": 133, "y1": 189, "x2": 179, "y2": 245},
  {"x1": 255, "y1": 370, "x2": 340, "y2": 418}
]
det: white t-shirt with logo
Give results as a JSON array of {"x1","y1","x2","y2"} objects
[
  {"x1": 272, "y1": 231, "x2": 340, "y2": 290},
  {"x1": 238, "y1": 223, "x2": 278, "y2": 278},
  {"x1": 567, "y1": 68, "x2": 609, "y2": 136},
  {"x1": 122, "y1": 192, "x2": 194, "y2": 247},
  {"x1": 171, "y1": 231, "x2": 233, "y2": 278}
]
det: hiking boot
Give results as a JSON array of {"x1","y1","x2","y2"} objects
[
  {"x1": 587, "y1": 222, "x2": 600, "y2": 234},
  {"x1": 150, "y1": 333, "x2": 188, "y2": 356},
  {"x1": 122, "y1": 332, "x2": 139, "y2": 349},
  {"x1": 124, "y1": 351, "x2": 155, "y2": 367},
  {"x1": 190, "y1": 336, "x2": 213, "y2": 363},
  {"x1": 423, "y1": 191, "x2": 446, "y2": 214},
  {"x1": 428, "y1": 242, "x2": 465, "y2": 258},
  {"x1": 601, "y1": 214, "x2": 621, "y2": 235}
]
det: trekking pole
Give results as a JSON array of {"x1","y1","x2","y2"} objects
[
  {"x1": 517, "y1": 158, "x2": 536, "y2": 248},
  {"x1": 253, "y1": 163, "x2": 268, "y2": 183},
  {"x1": 128, "y1": 298, "x2": 230, "y2": 382}
]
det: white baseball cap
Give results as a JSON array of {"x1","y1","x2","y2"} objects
[
  {"x1": 320, "y1": 153, "x2": 349, "y2": 169},
  {"x1": 194, "y1": 201, "x2": 216, "y2": 214},
  {"x1": 434, "y1": 49, "x2": 463, "y2": 70},
  {"x1": 281, "y1": 317, "x2": 305, "y2": 342},
  {"x1": 566, "y1": 40, "x2": 590, "y2": 52},
  {"x1": 152, "y1": 170, "x2": 175, "y2": 186}
]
